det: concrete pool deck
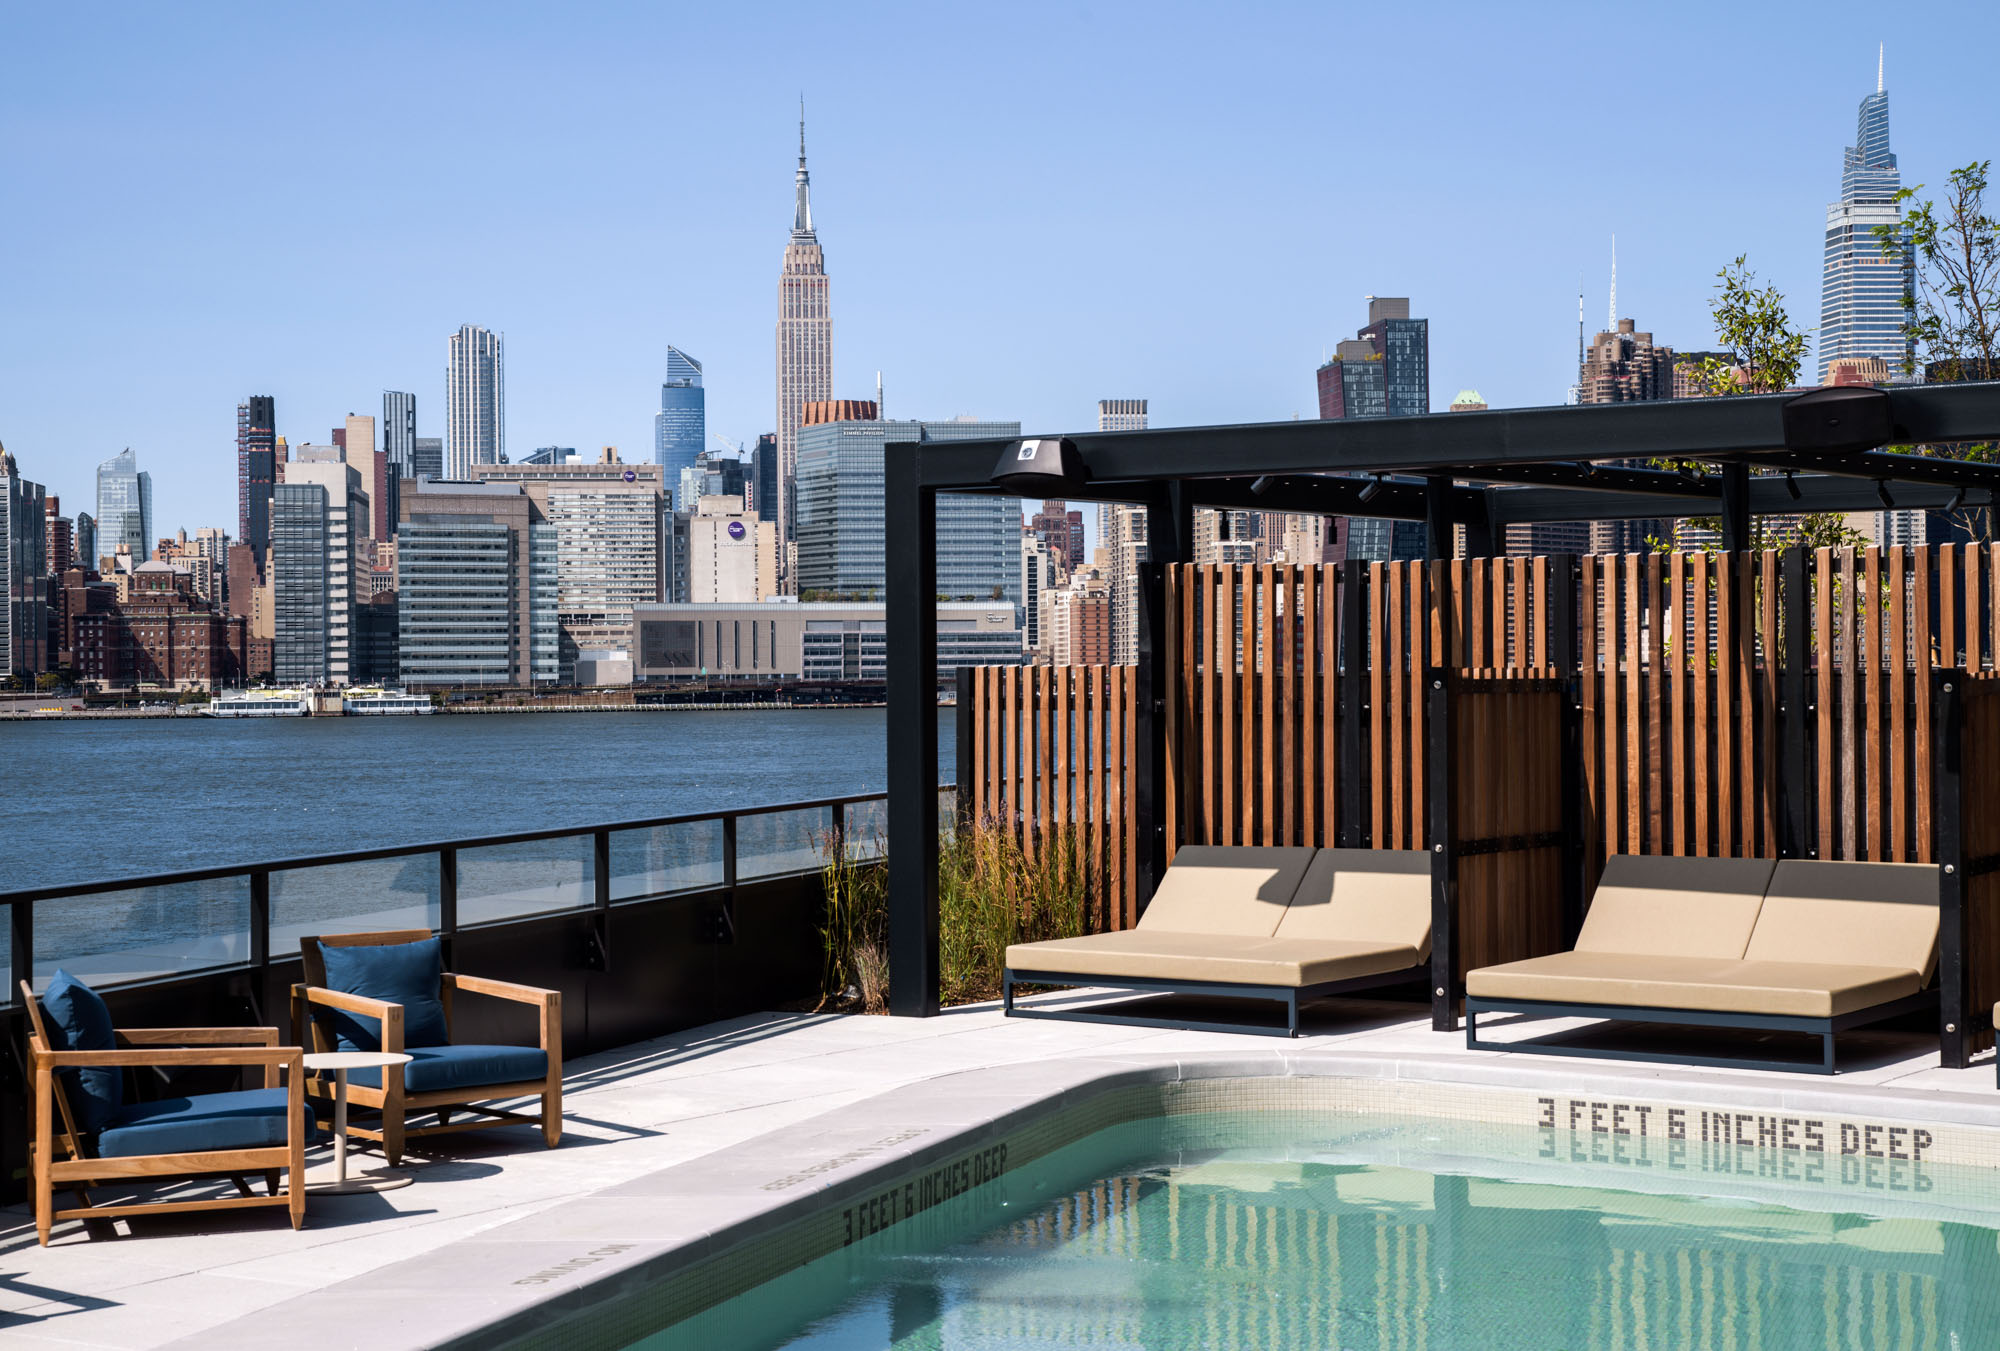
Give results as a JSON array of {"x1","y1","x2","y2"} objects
[{"x1": 4, "y1": 991, "x2": 2000, "y2": 1349}]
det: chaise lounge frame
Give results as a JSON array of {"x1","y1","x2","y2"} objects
[
  {"x1": 1465, "y1": 990, "x2": 1940, "y2": 1076},
  {"x1": 1004, "y1": 964, "x2": 1429, "y2": 1039}
]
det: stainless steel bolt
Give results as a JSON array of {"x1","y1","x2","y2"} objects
[
  {"x1": 1946, "y1": 864, "x2": 1956, "y2": 875},
  {"x1": 1434, "y1": 844, "x2": 1444, "y2": 853},
  {"x1": 1947, "y1": 1023, "x2": 1958, "y2": 1033},
  {"x1": 1435, "y1": 987, "x2": 1446, "y2": 997}
]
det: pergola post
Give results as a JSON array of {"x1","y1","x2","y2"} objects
[
  {"x1": 1135, "y1": 485, "x2": 1192, "y2": 909},
  {"x1": 1424, "y1": 475, "x2": 1455, "y2": 560},
  {"x1": 885, "y1": 444, "x2": 939, "y2": 1017},
  {"x1": 1720, "y1": 463, "x2": 1751, "y2": 552},
  {"x1": 1934, "y1": 669, "x2": 1968, "y2": 1069}
]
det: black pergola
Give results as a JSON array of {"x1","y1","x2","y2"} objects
[{"x1": 883, "y1": 382, "x2": 2000, "y2": 1017}]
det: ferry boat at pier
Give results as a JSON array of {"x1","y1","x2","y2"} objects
[{"x1": 205, "y1": 687, "x2": 432, "y2": 717}]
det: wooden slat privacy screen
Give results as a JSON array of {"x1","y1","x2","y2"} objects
[{"x1": 960, "y1": 544, "x2": 2000, "y2": 933}]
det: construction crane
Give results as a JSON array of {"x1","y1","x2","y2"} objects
[{"x1": 711, "y1": 433, "x2": 747, "y2": 458}]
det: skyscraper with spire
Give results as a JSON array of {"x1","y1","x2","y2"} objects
[
  {"x1": 776, "y1": 103, "x2": 832, "y2": 591},
  {"x1": 1818, "y1": 46, "x2": 1914, "y2": 383}
]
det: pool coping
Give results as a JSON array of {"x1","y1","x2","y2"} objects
[{"x1": 171, "y1": 1044, "x2": 2000, "y2": 1351}]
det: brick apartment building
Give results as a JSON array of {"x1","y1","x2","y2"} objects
[{"x1": 59, "y1": 562, "x2": 248, "y2": 690}]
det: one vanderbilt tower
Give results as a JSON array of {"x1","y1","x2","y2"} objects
[{"x1": 775, "y1": 102, "x2": 832, "y2": 591}]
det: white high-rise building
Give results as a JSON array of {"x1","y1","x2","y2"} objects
[
  {"x1": 446, "y1": 324, "x2": 505, "y2": 480},
  {"x1": 1818, "y1": 51, "x2": 1913, "y2": 383},
  {"x1": 776, "y1": 108, "x2": 832, "y2": 590},
  {"x1": 1097, "y1": 399, "x2": 1151, "y2": 666},
  {"x1": 282, "y1": 449, "x2": 368, "y2": 686}
]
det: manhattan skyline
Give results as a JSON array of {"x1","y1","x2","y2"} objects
[{"x1": 6, "y1": 2, "x2": 1998, "y2": 537}]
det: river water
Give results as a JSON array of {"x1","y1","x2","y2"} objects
[{"x1": 0, "y1": 708, "x2": 954, "y2": 893}]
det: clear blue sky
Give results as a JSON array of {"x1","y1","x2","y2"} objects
[{"x1": 5, "y1": 1, "x2": 1997, "y2": 538}]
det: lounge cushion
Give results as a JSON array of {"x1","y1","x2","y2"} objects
[
  {"x1": 1278, "y1": 849, "x2": 1432, "y2": 956},
  {"x1": 349, "y1": 1043, "x2": 549, "y2": 1095},
  {"x1": 1745, "y1": 860, "x2": 1940, "y2": 983},
  {"x1": 318, "y1": 938, "x2": 449, "y2": 1051},
  {"x1": 41, "y1": 969, "x2": 123, "y2": 1134},
  {"x1": 1134, "y1": 846, "x2": 1316, "y2": 937},
  {"x1": 1574, "y1": 855, "x2": 1776, "y2": 960},
  {"x1": 1465, "y1": 950, "x2": 1921, "y2": 1019},
  {"x1": 1005, "y1": 930, "x2": 1420, "y2": 988},
  {"x1": 97, "y1": 1088, "x2": 311, "y2": 1159}
]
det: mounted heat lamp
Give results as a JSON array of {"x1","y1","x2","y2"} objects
[
  {"x1": 1780, "y1": 385, "x2": 1895, "y2": 454},
  {"x1": 991, "y1": 437, "x2": 1090, "y2": 495}
]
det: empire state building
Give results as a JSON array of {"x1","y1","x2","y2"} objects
[{"x1": 776, "y1": 108, "x2": 831, "y2": 588}]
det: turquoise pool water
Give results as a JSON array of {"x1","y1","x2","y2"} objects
[{"x1": 630, "y1": 1112, "x2": 2000, "y2": 1350}]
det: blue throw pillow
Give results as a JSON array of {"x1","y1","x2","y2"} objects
[
  {"x1": 41, "y1": 969, "x2": 123, "y2": 1134},
  {"x1": 318, "y1": 938, "x2": 450, "y2": 1051}
]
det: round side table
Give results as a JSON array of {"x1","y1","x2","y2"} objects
[{"x1": 304, "y1": 1051, "x2": 415, "y2": 1194}]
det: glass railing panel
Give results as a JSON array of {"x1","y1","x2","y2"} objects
[
  {"x1": 608, "y1": 820, "x2": 724, "y2": 902},
  {"x1": 32, "y1": 878, "x2": 251, "y2": 990},
  {"x1": 457, "y1": 835, "x2": 595, "y2": 926},
  {"x1": 842, "y1": 798, "x2": 889, "y2": 861},
  {"x1": 0, "y1": 919, "x2": 10, "y2": 1002},
  {"x1": 736, "y1": 805, "x2": 833, "y2": 880},
  {"x1": 270, "y1": 856, "x2": 441, "y2": 956}
]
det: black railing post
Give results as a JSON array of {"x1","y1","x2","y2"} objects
[
  {"x1": 1135, "y1": 484, "x2": 1191, "y2": 911},
  {"x1": 1720, "y1": 462, "x2": 1751, "y2": 553},
  {"x1": 1426, "y1": 668, "x2": 1458, "y2": 1031},
  {"x1": 1934, "y1": 668, "x2": 1970, "y2": 1069},
  {"x1": 722, "y1": 814, "x2": 739, "y2": 893},
  {"x1": 249, "y1": 870, "x2": 270, "y2": 973},
  {"x1": 589, "y1": 828, "x2": 611, "y2": 973},
  {"x1": 10, "y1": 900, "x2": 31, "y2": 998},
  {"x1": 1338, "y1": 561, "x2": 1367, "y2": 848},
  {"x1": 1780, "y1": 546, "x2": 1811, "y2": 858},
  {"x1": 954, "y1": 667, "x2": 976, "y2": 830},
  {"x1": 438, "y1": 847, "x2": 458, "y2": 964}
]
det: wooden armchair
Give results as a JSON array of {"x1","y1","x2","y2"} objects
[
  {"x1": 292, "y1": 929, "x2": 561, "y2": 1166},
  {"x1": 22, "y1": 976, "x2": 308, "y2": 1246}
]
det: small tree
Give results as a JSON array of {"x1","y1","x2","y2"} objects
[
  {"x1": 36, "y1": 672, "x2": 62, "y2": 692},
  {"x1": 1672, "y1": 257, "x2": 1860, "y2": 550},
  {"x1": 1874, "y1": 161, "x2": 2000, "y2": 539}
]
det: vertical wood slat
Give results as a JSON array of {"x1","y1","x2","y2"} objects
[
  {"x1": 1625, "y1": 552, "x2": 1642, "y2": 855},
  {"x1": 1056, "y1": 662, "x2": 1073, "y2": 858},
  {"x1": 1370, "y1": 562, "x2": 1387, "y2": 850},
  {"x1": 1219, "y1": 569, "x2": 1236, "y2": 847},
  {"x1": 1864, "y1": 547, "x2": 1884, "y2": 860},
  {"x1": 1300, "y1": 564, "x2": 1318, "y2": 847},
  {"x1": 1760, "y1": 550, "x2": 1780, "y2": 858},
  {"x1": 1241, "y1": 567, "x2": 1258, "y2": 846},
  {"x1": 1691, "y1": 552, "x2": 1709, "y2": 856},
  {"x1": 1410, "y1": 564, "x2": 1428, "y2": 846},
  {"x1": 1601, "y1": 558, "x2": 1621, "y2": 857},
  {"x1": 1034, "y1": 665, "x2": 1052, "y2": 861},
  {"x1": 1668, "y1": 551, "x2": 1687, "y2": 855},
  {"x1": 1839, "y1": 547, "x2": 1858, "y2": 861},
  {"x1": 1387, "y1": 563, "x2": 1406, "y2": 847},
  {"x1": 1647, "y1": 550, "x2": 1665, "y2": 853},
  {"x1": 1279, "y1": 564, "x2": 1297, "y2": 847},
  {"x1": 1087, "y1": 665, "x2": 1104, "y2": 925},
  {"x1": 1815, "y1": 546, "x2": 1835, "y2": 861},
  {"x1": 1715, "y1": 552, "x2": 1736, "y2": 856},
  {"x1": 1967, "y1": 544, "x2": 1983, "y2": 674},
  {"x1": 1323, "y1": 565, "x2": 1340, "y2": 845},
  {"x1": 1200, "y1": 566, "x2": 1217, "y2": 847},
  {"x1": 1107, "y1": 664, "x2": 1125, "y2": 927},
  {"x1": 1941, "y1": 543, "x2": 1959, "y2": 670},
  {"x1": 1736, "y1": 552, "x2": 1757, "y2": 859},
  {"x1": 1913, "y1": 545, "x2": 1934, "y2": 860},
  {"x1": 1890, "y1": 547, "x2": 1909, "y2": 861},
  {"x1": 1121, "y1": 665, "x2": 1137, "y2": 926},
  {"x1": 1260, "y1": 563, "x2": 1278, "y2": 847}
]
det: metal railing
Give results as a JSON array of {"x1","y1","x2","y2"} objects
[{"x1": 0, "y1": 789, "x2": 938, "y2": 1004}]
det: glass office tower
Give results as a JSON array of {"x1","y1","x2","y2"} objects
[
  {"x1": 1819, "y1": 65, "x2": 1913, "y2": 382},
  {"x1": 95, "y1": 448, "x2": 153, "y2": 565},
  {"x1": 654, "y1": 346, "x2": 705, "y2": 508},
  {"x1": 795, "y1": 417, "x2": 1022, "y2": 602}
]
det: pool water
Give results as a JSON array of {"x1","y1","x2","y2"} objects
[{"x1": 631, "y1": 1113, "x2": 2000, "y2": 1350}]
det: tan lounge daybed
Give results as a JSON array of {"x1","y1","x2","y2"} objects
[
  {"x1": 1003, "y1": 845, "x2": 1430, "y2": 1036},
  {"x1": 1465, "y1": 856, "x2": 1940, "y2": 1074}
]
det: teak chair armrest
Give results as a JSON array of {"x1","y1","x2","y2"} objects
[
  {"x1": 442, "y1": 973, "x2": 559, "y2": 1007},
  {"x1": 32, "y1": 1046, "x2": 303, "y2": 1070},
  {"x1": 294, "y1": 985, "x2": 400, "y2": 1020},
  {"x1": 118, "y1": 1027, "x2": 282, "y2": 1046}
]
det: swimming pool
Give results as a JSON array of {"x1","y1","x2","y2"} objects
[{"x1": 620, "y1": 1108, "x2": 2000, "y2": 1350}]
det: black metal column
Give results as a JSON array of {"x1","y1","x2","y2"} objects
[
  {"x1": 1461, "y1": 486, "x2": 1498, "y2": 557},
  {"x1": 1135, "y1": 485, "x2": 1192, "y2": 908},
  {"x1": 1550, "y1": 555, "x2": 1586, "y2": 944},
  {"x1": 1780, "y1": 546, "x2": 1811, "y2": 857},
  {"x1": 1934, "y1": 669, "x2": 1969, "y2": 1069},
  {"x1": 1426, "y1": 668, "x2": 1458, "y2": 1031},
  {"x1": 886, "y1": 445, "x2": 940, "y2": 1017},
  {"x1": 1720, "y1": 463, "x2": 1751, "y2": 553},
  {"x1": 1424, "y1": 475, "x2": 1455, "y2": 560},
  {"x1": 1338, "y1": 562, "x2": 1367, "y2": 847}
]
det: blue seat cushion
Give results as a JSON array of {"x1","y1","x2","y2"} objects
[
  {"x1": 97, "y1": 1088, "x2": 312, "y2": 1159},
  {"x1": 349, "y1": 1044, "x2": 549, "y2": 1096},
  {"x1": 317, "y1": 938, "x2": 449, "y2": 1051},
  {"x1": 42, "y1": 969, "x2": 123, "y2": 1134}
]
